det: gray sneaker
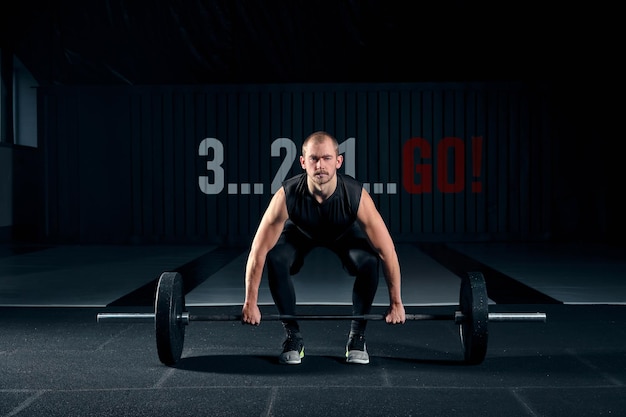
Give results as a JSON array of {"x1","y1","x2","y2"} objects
[
  {"x1": 346, "y1": 334, "x2": 369, "y2": 364},
  {"x1": 279, "y1": 332, "x2": 304, "y2": 365}
]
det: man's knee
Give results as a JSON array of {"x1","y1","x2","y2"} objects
[
  {"x1": 267, "y1": 245, "x2": 302, "y2": 276},
  {"x1": 346, "y1": 249, "x2": 379, "y2": 276}
]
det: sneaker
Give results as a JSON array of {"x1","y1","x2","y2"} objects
[
  {"x1": 279, "y1": 331, "x2": 304, "y2": 365},
  {"x1": 345, "y1": 333, "x2": 369, "y2": 364}
]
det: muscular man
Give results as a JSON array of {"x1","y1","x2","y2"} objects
[{"x1": 242, "y1": 131, "x2": 405, "y2": 365}]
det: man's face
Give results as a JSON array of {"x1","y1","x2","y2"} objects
[{"x1": 300, "y1": 137, "x2": 343, "y2": 185}]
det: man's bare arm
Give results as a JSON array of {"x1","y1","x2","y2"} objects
[
  {"x1": 242, "y1": 187, "x2": 289, "y2": 325},
  {"x1": 356, "y1": 188, "x2": 405, "y2": 324}
]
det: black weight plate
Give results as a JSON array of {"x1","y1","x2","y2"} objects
[
  {"x1": 155, "y1": 272, "x2": 185, "y2": 366},
  {"x1": 459, "y1": 271, "x2": 489, "y2": 364}
]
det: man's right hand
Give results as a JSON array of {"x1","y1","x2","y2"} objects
[{"x1": 241, "y1": 303, "x2": 262, "y2": 326}]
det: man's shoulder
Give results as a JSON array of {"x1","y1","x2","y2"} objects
[
  {"x1": 283, "y1": 173, "x2": 306, "y2": 188},
  {"x1": 338, "y1": 173, "x2": 363, "y2": 189},
  {"x1": 282, "y1": 173, "x2": 307, "y2": 196},
  {"x1": 337, "y1": 173, "x2": 363, "y2": 209}
]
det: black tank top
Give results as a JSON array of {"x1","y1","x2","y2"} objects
[{"x1": 282, "y1": 173, "x2": 364, "y2": 242}]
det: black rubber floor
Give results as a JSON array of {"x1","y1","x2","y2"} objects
[
  {"x1": 2, "y1": 242, "x2": 625, "y2": 416},
  {"x1": 2, "y1": 303, "x2": 625, "y2": 417}
]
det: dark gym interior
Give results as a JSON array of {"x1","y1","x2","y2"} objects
[{"x1": 1, "y1": 2, "x2": 624, "y2": 416}]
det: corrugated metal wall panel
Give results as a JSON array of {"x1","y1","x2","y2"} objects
[{"x1": 39, "y1": 82, "x2": 560, "y2": 244}]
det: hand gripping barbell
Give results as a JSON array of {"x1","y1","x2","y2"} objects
[{"x1": 97, "y1": 271, "x2": 546, "y2": 366}]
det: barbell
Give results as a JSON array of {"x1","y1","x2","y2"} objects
[{"x1": 97, "y1": 271, "x2": 546, "y2": 366}]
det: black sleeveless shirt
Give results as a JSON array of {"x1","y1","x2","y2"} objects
[{"x1": 282, "y1": 173, "x2": 364, "y2": 243}]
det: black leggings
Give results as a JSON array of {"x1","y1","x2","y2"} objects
[{"x1": 266, "y1": 228, "x2": 380, "y2": 335}]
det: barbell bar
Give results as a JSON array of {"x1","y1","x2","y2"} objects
[
  {"x1": 97, "y1": 270, "x2": 546, "y2": 366},
  {"x1": 97, "y1": 311, "x2": 545, "y2": 324}
]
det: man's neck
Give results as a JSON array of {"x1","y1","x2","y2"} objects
[{"x1": 307, "y1": 175, "x2": 338, "y2": 203}]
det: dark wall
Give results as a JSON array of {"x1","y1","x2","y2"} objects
[
  {"x1": 10, "y1": 145, "x2": 44, "y2": 242},
  {"x1": 29, "y1": 81, "x2": 612, "y2": 245}
]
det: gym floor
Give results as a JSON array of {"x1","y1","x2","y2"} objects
[{"x1": 1, "y1": 242, "x2": 625, "y2": 416}]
